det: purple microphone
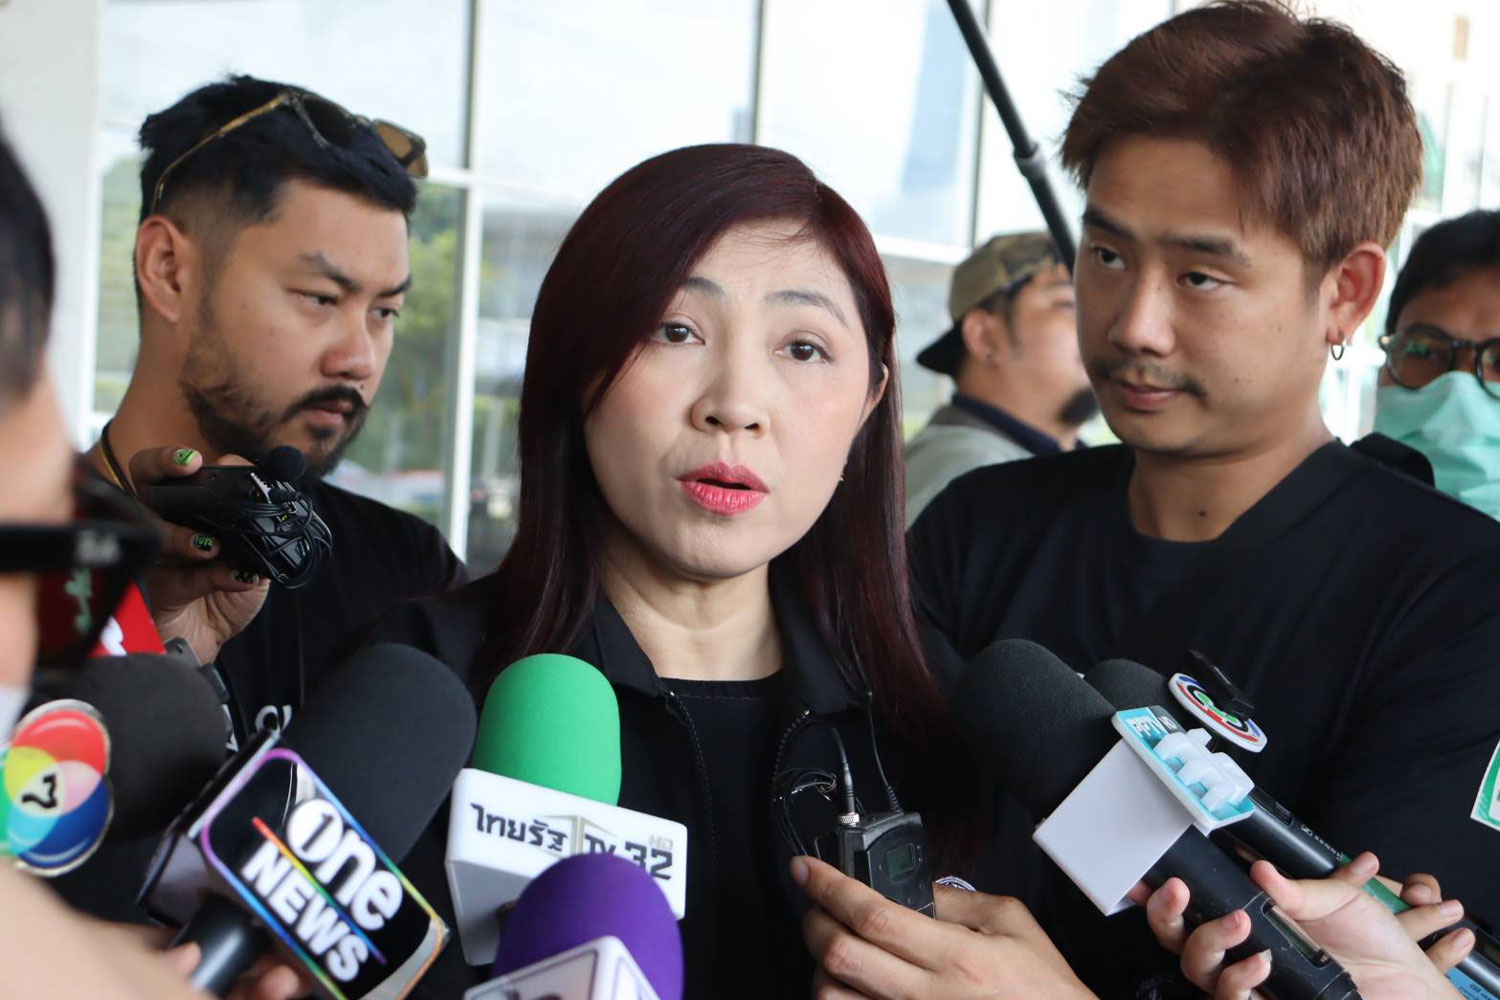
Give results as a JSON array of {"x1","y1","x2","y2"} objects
[{"x1": 493, "y1": 853, "x2": 684, "y2": 1000}]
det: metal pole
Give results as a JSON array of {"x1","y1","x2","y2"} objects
[{"x1": 946, "y1": 0, "x2": 1077, "y2": 272}]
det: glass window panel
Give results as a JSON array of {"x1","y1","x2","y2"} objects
[
  {"x1": 478, "y1": 0, "x2": 757, "y2": 203},
  {"x1": 974, "y1": 0, "x2": 1169, "y2": 239},
  {"x1": 329, "y1": 182, "x2": 463, "y2": 530},
  {"x1": 759, "y1": 0, "x2": 980, "y2": 247},
  {"x1": 1484, "y1": 96, "x2": 1500, "y2": 206},
  {"x1": 1444, "y1": 83, "x2": 1487, "y2": 213},
  {"x1": 885, "y1": 254, "x2": 956, "y2": 437},
  {"x1": 466, "y1": 194, "x2": 575, "y2": 571},
  {"x1": 1412, "y1": 76, "x2": 1453, "y2": 213},
  {"x1": 100, "y1": 0, "x2": 469, "y2": 169},
  {"x1": 95, "y1": 129, "x2": 144, "y2": 426}
]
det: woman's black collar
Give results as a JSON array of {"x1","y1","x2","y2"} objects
[{"x1": 574, "y1": 558, "x2": 867, "y2": 716}]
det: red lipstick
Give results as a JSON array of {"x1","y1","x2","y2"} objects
[{"x1": 677, "y1": 463, "x2": 769, "y2": 516}]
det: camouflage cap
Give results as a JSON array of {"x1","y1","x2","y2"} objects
[{"x1": 916, "y1": 231, "x2": 1059, "y2": 377}]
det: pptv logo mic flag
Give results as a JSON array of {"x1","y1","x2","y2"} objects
[{"x1": 145, "y1": 735, "x2": 446, "y2": 999}]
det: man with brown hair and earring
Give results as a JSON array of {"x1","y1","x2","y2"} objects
[{"x1": 910, "y1": 1, "x2": 1500, "y2": 993}]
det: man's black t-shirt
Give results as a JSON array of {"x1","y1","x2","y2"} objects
[
  {"x1": 910, "y1": 441, "x2": 1500, "y2": 993},
  {"x1": 215, "y1": 479, "x2": 466, "y2": 745}
]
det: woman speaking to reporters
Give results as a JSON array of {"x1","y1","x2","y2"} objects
[
  {"x1": 369, "y1": 142, "x2": 1464, "y2": 999},
  {"x1": 371, "y1": 142, "x2": 1002, "y2": 996}
]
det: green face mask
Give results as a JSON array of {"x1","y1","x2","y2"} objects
[{"x1": 1373, "y1": 371, "x2": 1500, "y2": 519}]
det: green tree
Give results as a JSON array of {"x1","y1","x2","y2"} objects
[{"x1": 343, "y1": 181, "x2": 461, "y2": 509}]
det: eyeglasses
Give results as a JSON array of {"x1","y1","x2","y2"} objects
[
  {"x1": 1378, "y1": 324, "x2": 1500, "y2": 400},
  {"x1": 148, "y1": 87, "x2": 429, "y2": 217},
  {"x1": 0, "y1": 468, "x2": 160, "y2": 669}
]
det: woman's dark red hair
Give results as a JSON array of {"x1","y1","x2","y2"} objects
[{"x1": 482, "y1": 143, "x2": 977, "y2": 866}]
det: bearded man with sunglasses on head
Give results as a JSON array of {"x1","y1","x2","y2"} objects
[
  {"x1": 80, "y1": 76, "x2": 464, "y2": 750},
  {"x1": 57, "y1": 81, "x2": 466, "y2": 962}
]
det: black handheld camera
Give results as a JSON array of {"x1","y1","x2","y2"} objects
[{"x1": 147, "y1": 447, "x2": 332, "y2": 590}]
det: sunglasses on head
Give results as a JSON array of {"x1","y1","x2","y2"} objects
[
  {"x1": 0, "y1": 466, "x2": 161, "y2": 670},
  {"x1": 148, "y1": 87, "x2": 429, "y2": 216}
]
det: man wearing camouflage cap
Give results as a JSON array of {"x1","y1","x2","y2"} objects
[{"x1": 904, "y1": 231, "x2": 1096, "y2": 523}]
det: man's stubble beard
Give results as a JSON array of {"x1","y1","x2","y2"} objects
[{"x1": 177, "y1": 296, "x2": 368, "y2": 481}]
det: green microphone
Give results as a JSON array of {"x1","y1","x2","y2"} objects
[
  {"x1": 447, "y1": 653, "x2": 689, "y2": 966},
  {"x1": 471, "y1": 653, "x2": 622, "y2": 804}
]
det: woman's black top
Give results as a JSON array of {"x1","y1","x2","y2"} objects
[{"x1": 367, "y1": 561, "x2": 910, "y2": 999}]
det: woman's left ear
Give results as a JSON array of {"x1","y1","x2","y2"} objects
[{"x1": 862, "y1": 363, "x2": 890, "y2": 424}]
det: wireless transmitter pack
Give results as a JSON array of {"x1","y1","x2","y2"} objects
[
  {"x1": 833, "y1": 808, "x2": 935, "y2": 916},
  {"x1": 774, "y1": 723, "x2": 935, "y2": 916},
  {"x1": 148, "y1": 446, "x2": 333, "y2": 590}
]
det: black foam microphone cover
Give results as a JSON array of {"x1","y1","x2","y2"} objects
[
  {"x1": 952, "y1": 639, "x2": 1120, "y2": 815},
  {"x1": 277, "y1": 643, "x2": 477, "y2": 859},
  {"x1": 256, "y1": 445, "x2": 306, "y2": 485},
  {"x1": 30, "y1": 653, "x2": 229, "y2": 840},
  {"x1": 1086, "y1": 658, "x2": 1172, "y2": 711},
  {"x1": 954, "y1": 642, "x2": 1366, "y2": 1000},
  {"x1": 172, "y1": 644, "x2": 477, "y2": 997}
]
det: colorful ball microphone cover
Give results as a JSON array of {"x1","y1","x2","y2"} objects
[
  {"x1": 0, "y1": 700, "x2": 113, "y2": 875},
  {"x1": 492, "y1": 852, "x2": 684, "y2": 1000},
  {"x1": 471, "y1": 653, "x2": 622, "y2": 804}
]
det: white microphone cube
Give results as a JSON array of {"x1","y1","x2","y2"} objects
[
  {"x1": 463, "y1": 936, "x2": 660, "y2": 1000},
  {"x1": 446, "y1": 769, "x2": 688, "y2": 966}
]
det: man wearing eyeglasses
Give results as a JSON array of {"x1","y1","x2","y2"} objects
[
  {"x1": 0, "y1": 120, "x2": 308, "y2": 1000},
  {"x1": 1375, "y1": 209, "x2": 1500, "y2": 519},
  {"x1": 80, "y1": 75, "x2": 464, "y2": 752}
]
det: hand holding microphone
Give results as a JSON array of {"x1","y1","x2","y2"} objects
[
  {"x1": 1144, "y1": 854, "x2": 1463, "y2": 1000},
  {"x1": 127, "y1": 445, "x2": 271, "y2": 663},
  {"x1": 954, "y1": 640, "x2": 1362, "y2": 1000},
  {"x1": 1086, "y1": 657, "x2": 1498, "y2": 997}
]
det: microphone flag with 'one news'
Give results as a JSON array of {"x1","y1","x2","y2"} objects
[
  {"x1": 955, "y1": 639, "x2": 1360, "y2": 1000},
  {"x1": 140, "y1": 644, "x2": 476, "y2": 999},
  {"x1": 464, "y1": 852, "x2": 684, "y2": 1000},
  {"x1": 446, "y1": 654, "x2": 688, "y2": 966}
]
